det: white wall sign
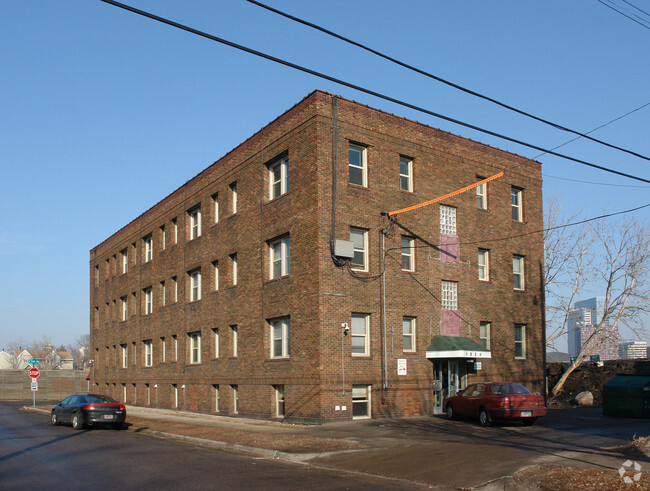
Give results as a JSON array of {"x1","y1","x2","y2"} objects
[{"x1": 397, "y1": 358, "x2": 407, "y2": 375}]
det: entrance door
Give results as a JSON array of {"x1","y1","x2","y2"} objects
[{"x1": 432, "y1": 359, "x2": 467, "y2": 414}]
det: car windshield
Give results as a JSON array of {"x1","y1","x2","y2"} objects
[
  {"x1": 490, "y1": 383, "x2": 531, "y2": 395},
  {"x1": 85, "y1": 394, "x2": 119, "y2": 404}
]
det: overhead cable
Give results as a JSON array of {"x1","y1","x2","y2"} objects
[{"x1": 100, "y1": 0, "x2": 650, "y2": 184}]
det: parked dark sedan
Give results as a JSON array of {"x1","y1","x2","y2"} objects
[
  {"x1": 445, "y1": 382, "x2": 546, "y2": 426},
  {"x1": 51, "y1": 393, "x2": 126, "y2": 430}
]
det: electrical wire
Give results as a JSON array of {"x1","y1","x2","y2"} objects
[
  {"x1": 621, "y1": 0, "x2": 650, "y2": 18},
  {"x1": 542, "y1": 173, "x2": 650, "y2": 188},
  {"x1": 597, "y1": 0, "x2": 650, "y2": 29},
  {"x1": 245, "y1": 0, "x2": 650, "y2": 163},
  {"x1": 99, "y1": 0, "x2": 650, "y2": 185}
]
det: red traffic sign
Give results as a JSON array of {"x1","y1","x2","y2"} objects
[{"x1": 28, "y1": 368, "x2": 40, "y2": 379}]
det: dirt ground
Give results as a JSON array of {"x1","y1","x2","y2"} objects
[{"x1": 513, "y1": 464, "x2": 650, "y2": 490}]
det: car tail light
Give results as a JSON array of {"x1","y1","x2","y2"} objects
[
  {"x1": 498, "y1": 397, "x2": 511, "y2": 408},
  {"x1": 119, "y1": 405, "x2": 126, "y2": 411}
]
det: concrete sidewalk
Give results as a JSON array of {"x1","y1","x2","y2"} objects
[{"x1": 24, "y1": 404, "x2": 650, "y2": 490}]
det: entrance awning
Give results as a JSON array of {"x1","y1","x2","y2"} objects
[{"x1": 425, "y1": 335, "x2": 491, "y2": 359}]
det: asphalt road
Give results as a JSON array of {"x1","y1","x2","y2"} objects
[{"x1": 0, "y1": 403, "x2": 406, "y2": 490}]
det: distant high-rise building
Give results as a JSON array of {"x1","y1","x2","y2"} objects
[
  {"x1": 567, "y1": 297, "x2": 618, "y2": 360},
  {"x1": 619, "y1": 341, "x2": 647, "y2": 360}
]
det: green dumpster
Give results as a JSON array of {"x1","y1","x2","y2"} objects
[{"x1": 602, "y1": 375, "x2": 650, "y2": 418}]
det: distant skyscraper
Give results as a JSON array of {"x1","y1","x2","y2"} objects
[
  {"x1": 567, "y1": 297, "x2": 618, "y2": 360},
  {"x1": 619, "y1": 341, "x2": 647, "y2": 360}
]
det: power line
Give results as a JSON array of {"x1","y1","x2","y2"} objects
[
  {"x1": 100, "y1": 1, "x2": 650, "y2": 185},
  {"x1": 245, "y1": 0, "x2": 650, "y2": 163},
  {"x1": 543, "y1": 173, "x2": 650, "y2": 188},
  {"x1": 597, "y1": 0, "x2": 650, "y2": 30},
  {"x1": 621, "y1": 0, "x2": 650, "y2": 18}
]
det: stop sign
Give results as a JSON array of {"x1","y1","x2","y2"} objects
[{"x1": 28, "y1": 368, "x2": 40, "y2": 379}]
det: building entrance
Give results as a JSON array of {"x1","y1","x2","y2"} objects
[{"x1": 432, "y1": 359, "x2": 467, "y2": 414}]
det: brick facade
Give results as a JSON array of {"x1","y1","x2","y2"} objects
[{"x1": 90, "y1": 91, "x2": 545, "y2": 423}]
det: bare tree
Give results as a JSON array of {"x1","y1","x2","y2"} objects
[
  {"x1": 549, "y1": 215, "x2": 650, "y2": 396},
  {"x1": 71, "y1": 334, "x2": 90, "y2": 369}
]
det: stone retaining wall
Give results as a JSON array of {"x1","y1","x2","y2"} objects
[{"x1": 0, "y1": 370, "x2": 90, "y2": 401}]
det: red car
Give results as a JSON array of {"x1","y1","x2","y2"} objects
[{"x1": 445, "y1": 382, "x2": 546, "y2": 426}]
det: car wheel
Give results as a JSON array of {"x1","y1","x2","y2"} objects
[
  {"x1": 522, "y1": 417, "x2": 537, "y2": 426},
  {"x1": 479, "y1": 408, "x2": 491, "y2": 427},
  {"x1": 72, "y1": 412, "x2": 84, "y2": 430},
  {"x1": 51, "y1": 412, "x2": 59, "y2": 426},
  {"x1": 446, "y1": 404, "x2": 454, "y2": 420}
]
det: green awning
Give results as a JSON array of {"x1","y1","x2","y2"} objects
[{"x1": 425, "y1": 335, "x2": 491, "y2": 359}]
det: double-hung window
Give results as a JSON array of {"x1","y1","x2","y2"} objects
[
  {"x1": 121, "y1": 344, "x2": 128, "y2": 368},
  {"x1": 212, "y1": 192, "x2": 219, "y2": 223},
  {"x1": 441, "y1": 281, "x2": 458, "y2": 310},
  {"x1": 480, "y1": 322, "x2": 491, "y2": 350},
  {"x1": 476, "y1": 177, "x2": 487, "y2": 209},
  {"x1": 144, "y1": 234, "x2": 153, "y2": 263},
  {"x1": 440, "y1": 205, "x2": 457, "y2": 235},
  {"x1": 160, "y1": 225, "x2": 166, "y2": 250},
  {"x1": 351, "y1": 313, "x2": 369, "y2": 356},
  {"x1": 270, "y1": 317, "x2": 290, "y2": 359},
  {"x1": 514, "y1": 324, "x2": 526, "y2": 359},
  {"x1": 403, "y1": 316, "x2": 415, "y2": 352},
  {"x1": 269, "y1": 235, "x2": 290, "y2": 279},
  {"x1": 144, "y1": 287, "x2": 153, "y2": 315},
  {"x1": 269, "y1": 156, "x2": 289, "y2": 199},
  {"x1": 189, "y1": 332, "x2": 201, "y2": 364},
  {"x1": 511, "y1": 187, "x2": 523, "y2": 222},
  {"x1": 513, "y1": 255, "x2": 525, "y2": 290},
  {"x1": 188, "y1": 206, "x2": 201, "y2": 239},
  {"x1": 189, "y1": 268, "x2": 201, "y2": 301},
  {"x1": 212, "y1": 328, "x2": 219, "y2": 359},
  {"x1": 401, "y1": 236, "x2": 414, "y2": 271},
  {"x1": 350, "y1": 228, "x2": 368, "y2": 271},
  {"x1": 352, "y1": 385, "x2": 371, "y2": 419},
  {"x1": 348, "y1": 143, "x2": 367, "y2": 187},
  {"x1": 230, "y1": 253, "x2": 238, "y2": 286},
  {"x1": 231, "y1": 325, "x2": 238, "y2": 357},
  {"x1": 212, "y1": 260, "x2": 219, "y2": 290},
  {"x1": 230, "y1": 182, "x2": 238, "y2": 214},
  {"x1": 275, "y1": 385, "x2": 285, "y2": 418},
  {"x1": 121, "y1": 249, "x2": 128, "y2": 274},
  {"x1": 121, "y1": 296, "x2": 128, "y2": 321},
  {"x1": 144, "y1": 340, "x2": 153, "y2": 367},
  {"x1": 399, "y1": 157, "x2": 413, "y2": 192},
  {"x1": 478, "y1": 249, "x2": 489, "y2": 281}
]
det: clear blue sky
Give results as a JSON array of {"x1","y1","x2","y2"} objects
[{"x1": 1, "y1": 1, "x2": 648, "y2": 351}]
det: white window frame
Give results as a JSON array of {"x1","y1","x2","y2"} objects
[
  {"x1": 511, "y1": 187, "x2": 523, "y2": 222},
  {"x1": 121, "y1": 249, "x2": 128, "y2": 274},
  {"x1": 230, "y1": 182, "x2": 238, "y2": 215},
  {"x1": 121, "y1": 344, "x2": 128, "y2": 368},
  {"x1": 160, "y1": 280, "x2": 166, "y2": 307},
  {"x1": 440, "y1": 205, "x2": 457, "y2": 235},
  {"x1": 441, "y1": 281, "x2": 458, "y2": 310},
  {"x1": 403, "y1": 316, "x2": 416, "y2": 352},
  {"x1": 172, "y1": 276, "x2": 178, "y2": 303},
  {"x1": 513, "y1": 255, "x2": 525, "y2": 291},
  {"x1": 161, "y1": 337, "x2": 166, "y2": 363},
  {"x1": 232, "y1": 384, "x2": 238, "y2": 414},
  {"x1": 172, "y1": 384, "x2": 178, "y2": 408},
  {"x1": 478, "y1": 249, "x2": 489, "y2": 281},
  {"x1": 231, "y1": 325, "x2": 238, "y2": 357},
  {"x1": 352, "y1": 384, "x2": 371, "y2": 419},
  {"x1": 188, "y1": 206, "x2": 202, "y2": 240},
  {"x1": 132, "y1": 342, "x2": 137, "y2": 366},
  {"x1": 269, "y1": 235, "x2": 291, "y2": 279},
  {"x1": 121, "y1": 296, "x2": 128, "y2": 321},
  {"x1": 172, "y1": 218, "x2": 178, "y2": 244},
  {"x1": 275, "y1": 385, "x2": 285, "y2": 418},
  {"x1": 172, "y1": 335, "x2": 178, "y2": 361},
  {"x1": 213, "y1": 384, "x2": 220, "y2": 412},
  {"x1": 269, "y1": 156, "x2": 289, "y2": 199},
  {"x1": 480, "y1": 322, "x2": 491, "y2": 350},
  {"x1": 144, "y1": 234, "x2": 153, "y2": 263},
  {"x1": 212, "y1": 192, "x2": 219, "y2": 224},
  {"x1": 270, "y1": 317, "x2": 290, "y2": 359},
  {"x1": 144, "y1": 340, "x2": 153, "y2": 367},
  {"x1": 160, "y1": 225, "x2": 166, "y2": 250},
  {"x1": 230, "y1": 253, "x2": 238, "y2": 286},
  {"x1": 144, "y1": 287, "x2": 153, "y2": 315},
  {"x1": 348, "y1": 143, "x2": 367, "y2": 187},
  {"x1": 351, "y1": 313, "x2": 369, "y2": 356},
  {"x1": 189, "y1": 331, "x2": 201, "y2": 364},
  {"x1": 401, "y1": 236, "x2": 414, "y2": 272},
  {"x1": 399, "y1": 157, "x2": 412, "y2": 192},
  {"x1": 476, "y1": 177, "x2": 487, "y2": 209},
  {"x1": 515, "y1": 324, "x2": 526, "y2": 359},
  {"x1": 212, "y1": 260, "x2": 219, "y2": 290},
  {"x1": 212, "y1": 328, "x2": 219, "y2": 359},
  {"x1": 350, "y1": 228, "x2": 368, "y2": 272},
  {"x1": 189, "y1": 268, "x2": 202, "y2": 302}
]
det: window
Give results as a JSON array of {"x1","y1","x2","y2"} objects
[
  {"x1": 269, "y1": 235, "x2": 290, "y2": 279},
  {"x1": 440, "y1": 205, "x2": 457, "y2": 235},
  {"x1": 144, "y1": 340, "x2": 152, "y2": 367},
  {"x1": 172, "y1": 384, "x2": 178, "y2": 408},
  {"x1": 132, "y1": 342, "x2": 137, "y2": 366},
  {"x1": 351, "y1": 313, "x2": 369, "y2": 356},
  {"x1": 269, "y1": 156, "x2": 289, "y2": 199},
  {"x1": 121, "y1": 249, "x2": 128, "y2": 274},
  {"x1": 401, "y1": 236, "x2": 414, "y2": 271},
  {"x1": 441, "y1": 281, "x2": 458, "y2": 310},
  {"x1": 212, "y1": 192, "x2": 219, "y2": 223},
  {"x1": 270, "y1": 317, "x2": 290, "y2": 359},
  {"x1": 144, "y1": 234, "x2": 153, "y2": 262},
  {"x1": 230, "y1": 253, "x2": 238, "y2": 286},
  {"x1": 399, "y1": 157, "x2": 412, "y2": 192},
  {"x1": 160, "y1": 281, "x2": 166, "y2": 307},
  {"x1": 403, "y1": 316, "x2": 416, "y2": 352},
  {"x1": 352, "y1": 385, "x2": 371, "y2": 419},
  {"x1": 213, "y1": 384, "x2": 220, "y2": 412},
  {"x1": 212, "y1": 328, "x2": 219, "y2": 358},
  {"x1": 123, "y1": 384, "x2": 127, "y2": 403},
  {"x1": 189, "y1": 268, "x2": 201, "y2": 302},
  {"x1": 95, "y1": 265, "x2": 99, "y2": 285},
  {"x1": 511, "y1": 187, "x2": 523, "y2": 222},
  {"x1": 350, "y1": 228, "x2": 368, "y2": 271},
  {"x1": 478, "y1": 249, "x2": 489, "y2": 281},
  {"x1": 275, "y1": 385, "x2": 285, "y2": 418},
  {"x1": 476, "y1": 177, "x2": 487, "y2": 209},
  {"x1": 161, "y1": 337, "x2": 166, "y2": 363},
  {"x1": 121, "y1": 296, "x2": 128, "y2": 321},
  {"x1": 172, "y1": 335, "x2": 178, "y2": 361},
  {"x1": 515, "y1": 324, "x2": 526, "y2": 359},
  {"x1": 172, "y1": 218, "x2": 178, "y2": 244},
  {"x1": 172, "y1": 276, "x2": 178, "y2": 303},
  {"x1": 160, "y1": 225, "x2": 166, "y2": 250},
  {"x1": 229, "y1": 182, "x2": 237, "y2": 214},
  {"x1": 121, "y1": 344, "x2": 128, "y2": 368},
  {"x1": 188, "y1": 206, "x2": 201, "y2": 240},
  {"x1": 189, "y1": 332, "x2": 201, "y2": 364},
  {"x1": 231, "y1": 384, "x2": 238, "y2": 413},
  {"x1": 231, "y1": 325, "x2": 238, "y2": 357},
  {"x1": 348, "y1": 143, "x2": 367, "y2": 187},
  {"x1": 212, "y1": 260, "x2": 219, "y2": 290},
  {"x1": 480, "y1": 322, "x2": 491, "y2": 350},
  {"x1": 513, "y1": 255, "x2": 525, "y2": 290},
  {"x1": 144, "y1": 287, "x2": 153, "y2": 315}
]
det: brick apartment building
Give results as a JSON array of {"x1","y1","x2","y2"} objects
[{"x1": 90, "y1": 90, "x2": 545, "y2": 422}]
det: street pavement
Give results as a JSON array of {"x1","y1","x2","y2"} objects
[{"x1": 24, "y1": 404, "x2": 650, "y2": 489}]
